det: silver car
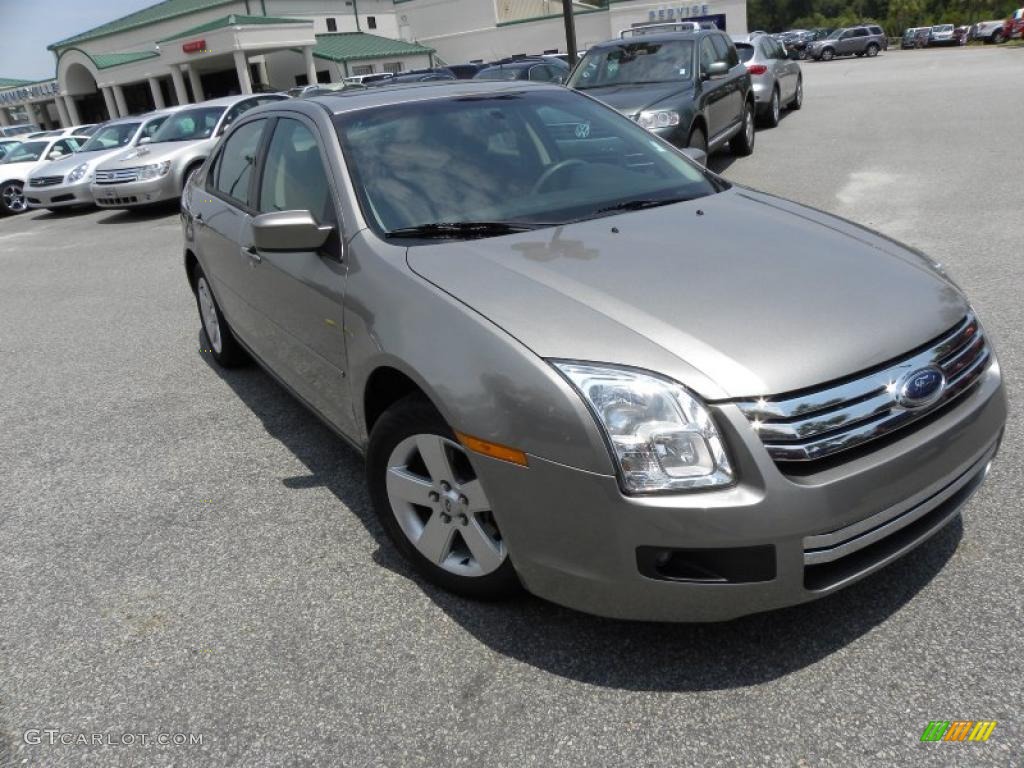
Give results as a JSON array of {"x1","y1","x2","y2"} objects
[
  {"x1": 181, "y1": 82, "x2": 1005, "y2": 622},
  {"x1": 91, "y1": 93, "x2": 286, "y2": 209},
  {"x1": 26, "y1": 109, "x2": 183, "y2": 211},
  {"x1": 732, "y1": 35, "x2": 803, "y2": 127}
]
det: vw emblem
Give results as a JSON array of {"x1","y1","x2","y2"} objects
[
  {"x1": 575, "y1": 122, "x2": 591, "y2": 139},
  {"x1": 895, "y1": 366, "x2": 945, "y2": 409}
]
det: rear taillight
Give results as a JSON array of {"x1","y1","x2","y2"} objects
[{"x1": 746, "y1": 64, "x2": 768, "y2": 75}]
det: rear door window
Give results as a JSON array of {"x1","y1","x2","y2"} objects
[{"x1": 258, "y1": 118, "x2": 335, "y2": 224}]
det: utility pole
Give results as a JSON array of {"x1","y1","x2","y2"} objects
[{"x1": 562, "y1": 0, "x2": 578, "y2": 64}]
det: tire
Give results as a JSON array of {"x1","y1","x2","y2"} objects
[
  {"x1": 992, "y1": 30, "x2": 1003, "y2": 44},
  {"x1": 182, "y1": 162, "x2": 203, "y2": 194},
  {"x1": 797, "y1": 49, "x2": 808, "y2": 60},
  {"x1": 866, "y1": 43, "x2": 880, "y2": 57},
  {"x1": 686, "y1": 124, "x2": 707, "y2": 154},
  {"x1": 367, "y1": 395, "x2": 520, "y2": 600},
  {"x1": 821, "y1": 47, "x2": 835, "y2": 61},
  {"x1": 760, "y1": 88, "x2": 781, "y2": 128},
  {"x1": 193, "y1": 266, "x2": 247, "y2": 367},
  {"x1": 0, "y1": 181, "x2": 26, "y2": 216},
  {"x1": 730, "y1": 101, "x2": 756, "y2": 156},
  {"x1": 791, "y1": 76, "x2": 803, "y2": 110}
]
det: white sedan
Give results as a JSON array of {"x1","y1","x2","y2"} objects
[{"x1": 0, "y1": 135, "x2": 86, "y2": 215}]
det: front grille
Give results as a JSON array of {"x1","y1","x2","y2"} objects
[
  {"x1": 95, "y1": 195, "x2": 138, "y2": 206},
  {"x1": 30, "y1": 175, "x2": 63, "y2": 187},
  {"x1": 94, "y1": 168, "x2": 140, "y2": 184},
  {"x1": 737, "y1": 315, "x2": 990, "y2": 463}
]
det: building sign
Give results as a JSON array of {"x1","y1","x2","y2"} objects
[
  {"x1": 649, "y1": 4, "x2": 712, "y2": 21},
  {"x1": 182, "y1": 39, "x2": 207, "y2": 53},
  {"x1": 0, "y1": 80, "x2": 59, "y2": 105}
]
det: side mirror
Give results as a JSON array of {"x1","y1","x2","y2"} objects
[
  {"x1": 139, "y1": 136, "x2": 152, "y2": 145},
  {"x1": 681, "y1": 147, "x2": 708, "y2": 167},
  {"x1": 704, "y1": 61, "x2": 729, "y2": 79},
  {"x1": 252, "y1": 210, "x2": 333, "y2": 251}
]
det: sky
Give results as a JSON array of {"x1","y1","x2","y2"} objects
[{"x1": 1, "y1": 0, "x2": 159, "y2": 81}]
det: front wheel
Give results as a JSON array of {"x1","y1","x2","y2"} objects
[
  {"x1": 791, "y1": 77, "x2": 804, "y2": 110},
  {"x1": 821, "y1": 47, "x2": 835, "y2": 61},
  {"x1": 0, "y1": 181, "x2": 26, "y2": 216},
  {"x1": 866, "y1": 43, "x2": 880, "y2": 57},
  {"x1": 992, "y1": 30, "x2": 1004, "y2": 43},
  {"x1": 193, "y1": 267, "x2": 247, "y2": 367},
  {"x1": 367, "y1": 396, "x2": 520, "y2": 599},
  {"x1": 686, "y1": 124, "x2": 707, "y2": 154},
  {"x1": 730, "y1": 102, "x2": 756, "y2": 157}
]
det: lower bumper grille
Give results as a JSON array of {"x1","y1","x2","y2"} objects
[
  {"x1": 96, "y1": 195, "x2": 138, "y2": 206},
  {"x1": 737, "y1": 315, "x2": 991, "y2": 464}
]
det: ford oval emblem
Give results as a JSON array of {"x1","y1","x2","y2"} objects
[{"x1": 895, "y1": 366, "x2": 945, "y2": 409}]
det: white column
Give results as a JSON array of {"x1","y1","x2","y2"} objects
[
  {"x1": 64, "y1": 95, "x2": 82, "y2": 125},
  {"x1": 256, "y1": 58, "x2": 270, "y2": 88},
  {"x1": 0, "y1": 108, "x2": 10, "y2": 128},
  {"x1": 147, "y1": 77, "x2": 166, "y2": 109},
  {"x1": 112, "y1": 85, "x2": 128, "y2": 117},
  {"x1": 303, "y1": 45, "x2": 318, "y2": 85},
  {"x1": 233, "y1": 50, "x2": 253, "y2": 94},
  {"x1": 170, "y1": 67, "x2": 189, "y2": 105},
  {"x1": 186, "y1": 65, "x2": 205, "y2": 102},
  {"x1": 101, "y1": 87, "x2": 118, "y2": 119},
  {"x1": 25, "y1": 102, "x2": 41, "y2": 128},
  {"x1": 54, "y1": 97, "x2": 71, "y2": 128}
]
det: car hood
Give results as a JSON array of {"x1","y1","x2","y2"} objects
[
  {"x1": 34, "y1": 147, "x2": 123, "y2": 176},
  {"x1": 405, "y1": 188, "x2": 969, "y2": 400},
  {"x1": 0, "y1": 160, "x2": 41, "y2": 181},
  {"x1": 576, "y1": 82, "x2": 695, "y2": 118},
  {"x1": 99, "y1": 140, "x2": 201, "y2": 169}
]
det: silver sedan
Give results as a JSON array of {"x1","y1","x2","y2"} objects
[{"x1": 733, "y1": 34, "x2": 803, "y2": 127}]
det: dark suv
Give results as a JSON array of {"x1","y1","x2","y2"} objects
[
  {"x1": 568, "y1": 28, "x2": 755, "y2": 157},
  {"x1": 807, "y1": 25, "x2": 887, "y2": 60}
]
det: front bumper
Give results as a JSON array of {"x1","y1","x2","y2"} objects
[
  {"x1": 25, "y1": 178, "x2": 93, "y2": 209},
  {"x1": 90, "y1": 174, "x2": 178, "y2": 208},
  {"x1": 474, "y1": 363, "x2": 1005, "y2": 622}
]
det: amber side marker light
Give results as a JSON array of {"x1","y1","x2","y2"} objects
[{"x1": 455, "y1": 432, "x2": 529, "y2": 467}]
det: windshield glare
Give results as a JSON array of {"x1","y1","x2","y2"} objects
[
  {"x1": 150, "y1": 107, "x2": 225, "y2": 142},
  {"x1": 79, "y1": 122, "x2": 140, "y2": 152},
  {"x1": 0, "y1": 141, "x2": 48, "y2": 163},
  {"x1": 334, "y1": 91, "x2": 722, "y2": 239},
  {"x1": 569, "y1": 40, "x2": 695, "y2": 88}
]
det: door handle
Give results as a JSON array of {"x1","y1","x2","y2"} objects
[
  {"x1": 194, "y1": 212, "x2": 205, "y2": 227},
  {"x1": 242, "y1": 245, "x2": 261, "y2": 264}
]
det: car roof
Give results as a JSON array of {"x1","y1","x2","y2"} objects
[
  {"x1": 305, "y1": 80, "x2": 560, "y2": 115},
  {"x1": 588, "y1": 29, "x2": 714, "y2": 49}
]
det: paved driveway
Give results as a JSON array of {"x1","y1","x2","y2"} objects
[{"x1": 1, "y1": 46, "x2": 1021, "y2": 768}]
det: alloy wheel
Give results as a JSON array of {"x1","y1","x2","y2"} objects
[
  {"x1": 745, "y1": 106, "x2": 755, "y2": 146},
  {"x1": 385, "y1": 433, "x2": 506, "y2": 577},
  {"x1": 795, "y1": 79, "x2": 803, "y2": 107},
  {"x1": 1, "y1": 182, "x2": 26, "y2": 214},
  {"x1": 196, "y1": 277, "x2": 223, "y2": 354},
  {"x1": 771, "y1": 91, "x2": 780, "y2": 124}
]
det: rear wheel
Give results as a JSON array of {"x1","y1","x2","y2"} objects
[
  {"x1": 866, "y1": 43, "x2": 880, "y2": 57},
  {"x1": 0, "y1": 181, "x2": 26, "y2": 215},
  {"x1": 367, "y1": 395, "x2": 520, "y2": 599},
  {"x1": 193, "y1": 267, "x2": 247, "y2": 367},
  {"x1": 730, "y1": 102, "x2": 755, "y2": 156},
  {"x1": 761, "y1": 88, "x2": 781, "y2": 128}
]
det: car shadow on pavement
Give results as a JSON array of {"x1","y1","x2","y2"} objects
[
  {"x1": 25, "y1": 207, "x2": 95, "y2": 221},
  {"x1": 95, "y1": 203, "x2": 180, "y2": 224},
  {"x1": 198, "y1": 337, "x2": 963, "y2": 693}
]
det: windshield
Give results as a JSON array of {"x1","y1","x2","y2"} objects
[
  {"x1": 475, "y1": 67, "x2": 523, "y2": 81},
  {"x1": 78, "y1": 122, "x2": 140, "y2": 152},
  {"x1": 933, "y1": 24, "x2": 953, "y2": 32},
  {"x1": 569, "y1": 40, "x2": 695, "y2": 88},
  {"x1": 150, "y1": 107, "x2": 225, "y2": 143},
  {"x1": 333, "y1": 90, "x2": 722, "y2": 240},
  {"x1": 0, "y1": 141, "x2": 48, "y2": 163}
]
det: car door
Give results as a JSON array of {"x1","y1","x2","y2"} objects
[
  {"x1": 242, "y1": 114, "x2": 354, "y2": 434},
  {"x1": 766, "y1": 37, "x2": 797, "y2": 100},
  {"x1": 192, "y1": 117, "x2": 270, "y2": 342},
  {"x1": 709, "y1": 34, "x2": 744, "y2": 135},
  {"x1": 697, "y1": 36, "x2": 731, "y2": 142}
]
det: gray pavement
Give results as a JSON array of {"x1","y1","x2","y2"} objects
[{"x1": 1, "y1": 46, "x2": 1022, "y2": 767}]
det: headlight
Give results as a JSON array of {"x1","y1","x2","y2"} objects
[
  {"x1": 137, "y1": 161, "x2": 171, "y2": 180},
  {"x1": 553, "y1": 362, "x2": 734, "y2": 493},
  {"x1": 637, "y1": 110, "x2": 681, "y2": 130},
  {"x1": 66, "y1": 162, "x2": 90, "y2": 183}
]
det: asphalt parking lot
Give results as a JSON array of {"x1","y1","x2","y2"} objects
[{"x1": 1, "y1": 46, "x2": 1022, "y2": 767}]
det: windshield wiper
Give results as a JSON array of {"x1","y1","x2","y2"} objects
[
  {"x1": 594, "y1": 196, "x2": 693, "y2": 215},
  {"x1": 384, "y1": 221, "x2": 537, "y2": 239}
]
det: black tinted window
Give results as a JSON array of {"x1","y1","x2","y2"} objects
[
  {"x1": 258, "y1": 118, "x2": 333, "y2": 223},
  {"x1": 735, "y1": 43, "x2": 755, "y2": 62},
  {"x1": 711, "y1": 35, "x2": 737, "y2": 66},
  {"x1": 213, "y1": 119, "x2": 265, "y2": 207}
]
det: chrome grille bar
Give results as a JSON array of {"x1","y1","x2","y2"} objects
[
  {"x1": 737, "y1": 315, "x2": 991, "y2": 462},
  {"x1": 29, "y1": 175, "x2": 64, "y2": 187},
  {"x1": 94, "y1": 168, "x2": 140, "y2": 184}
]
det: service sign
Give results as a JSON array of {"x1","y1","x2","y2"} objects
[
  {"x1": 182, "y1": 39, "x2": 207, "y2": 54},
  {"x1": 0, "y1": 80, "x2": 59, "y2": 105},
  {"x1": 650, "y1": 4, "x2": 712, "y2": 21}
]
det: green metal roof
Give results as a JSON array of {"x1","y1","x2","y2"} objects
[
  {"x1": 48, "y1": 0, "x2": 236, "y2": 50},
  {"x1": 0, "y1": 78, "x2": 34, "y2": 89},
  {"x1": 157, "y1": 14, "x2": 310, "y2": 43},
  {"x1": 309, "y1": 33, "x2": 434, "y2": 63},
  {"x1": 90, "y1": 50, "x2": 161, "y2": 69}
]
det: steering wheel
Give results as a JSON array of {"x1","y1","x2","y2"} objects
[{"x1": 531, "y1": 158, "x2": 587, "y2": 195}]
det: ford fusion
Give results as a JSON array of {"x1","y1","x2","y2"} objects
[{"x1": 181, "y1": 82, "x2": 1005, "y2": 621}]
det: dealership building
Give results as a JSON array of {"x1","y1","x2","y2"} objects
[{"x1": 0, "y1": 0, "x2": 748, "y2": 130}]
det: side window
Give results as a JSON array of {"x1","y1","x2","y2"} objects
[
  {"x1": 529, "y1": 64, "x2": 552, "y2": 81},
  {"x1": 220, "y1": 99, "x2": 259, "y2": 132},
  {"x1": 258, "y1": 118, "x2": 334, "y2": 223},
  {"x1": 853, "y1": 28, "x2": 868, "y2": 37},
  {"x1": 710, "y1": 34, "x2": 729, "y2": 63},
  {"x1": 212, "y1": 119, "x2": 266, "y2": 208},
  {"x1": 48, "y1": 140, "x2": 73, "y2": 159},
  {"x1": 699, "y1": 37, "x2": 717, "y2": 74},
  {"x1": 143, "y1": 117, "x2": 167, "y2": 137},
  {"x1": 718, "y1": 35, "x2": 739, "y2": 66}
]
